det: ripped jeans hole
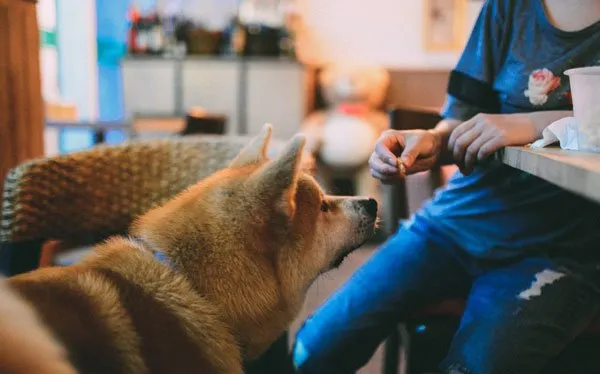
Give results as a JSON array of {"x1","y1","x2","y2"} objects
[{"x1": 518, "y1": 269, "x2": 566, "y2": 300}]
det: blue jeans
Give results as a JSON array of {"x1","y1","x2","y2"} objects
[{"x1": 292, "y1": 217, "x2": 600, "y2": 374}]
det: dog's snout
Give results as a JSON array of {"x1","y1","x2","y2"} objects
[{"x1": 360, "y1": 198, "x2": 378, "y2": 216}]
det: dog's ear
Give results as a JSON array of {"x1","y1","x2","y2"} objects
[
  {"x1": 250, "y1": 134, "x2": 306, "y2": 217},
  {"x1": 229, "y1": 123, "x2": 273, "y2": 168}
]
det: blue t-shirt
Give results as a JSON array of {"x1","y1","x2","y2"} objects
[{"x1": 415, "y1": 0, "x2": 600, "y2": 258}]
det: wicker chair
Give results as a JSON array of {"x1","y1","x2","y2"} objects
[{"x1": 0, "y1": 135, "x2": 277, "y2": 273}]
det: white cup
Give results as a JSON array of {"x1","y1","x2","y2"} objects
[{"x1": 565, "y1": 66, "x2": 600, "y2": 152}]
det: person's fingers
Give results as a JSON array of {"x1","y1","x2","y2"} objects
[
  {"x1": 462, "y1": 131, "x2": 495, "y2": 174},
  {"x1": 452, "y1": 127, "x2": 480, "y2": 164},
  {"x1": 400, "y1": 132, "x2": 437, "y2": 168},
  {"x1": 381, "y1": 130, "x2": 407, "y2": 153},
  {"x1": 375, "y1": 131, "x2": 405, "y2": 167},
  {"x1": 369, "y1": 153, "x2": 398, "y2": 175},
  {"x1": 448, "y1": 117, "x2": 477, "y2": 152},
  {"x1": 476, "y1": 136, "x2": 505, "y2": 162},
  {"x1": 370, "y1": 169, "x2": 388, "y2": 181},
  {"x1": 406, "y1": 153, "x2": 438, "y2": 174},
  {"x1": 399, "y1": 139, "x2": 421, "y2": 168}
]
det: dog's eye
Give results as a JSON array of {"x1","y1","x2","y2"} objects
[{"x1": 320, "y1": 201, "x2": 329, "y2": 213}]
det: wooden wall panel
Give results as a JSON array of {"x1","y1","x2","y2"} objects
[
  {"x1": 0, "y1": 0, "x2": 15, "y2": 185},
  {"x1": 387, "y1": 69, "x2": 450, "y2": 111},
  {"x1": 306, "y1": 67, "x2": 450, "y2": 114},
  {"x1": 0, "y1": 0, "x2": 44, "y2": 192}
]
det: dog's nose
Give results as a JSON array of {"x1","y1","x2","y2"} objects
[{"x1": 360, "y1": 198, "x2": 378, "y2": 216}]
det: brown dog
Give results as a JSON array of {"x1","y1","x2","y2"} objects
[{"x1": 2, "y1": 125, "x2": 378, "y2": 374}]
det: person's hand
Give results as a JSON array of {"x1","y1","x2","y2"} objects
[
  {"x1": 369, "y1": 129, "x2": 442, "y2": 184},
  {"x1": 448, "y1": 113, "x2": 538, "y2": 175}
]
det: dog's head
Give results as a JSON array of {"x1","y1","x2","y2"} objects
[{"x1": 133, "y1": 124, "x2": 378, "y2": 357}]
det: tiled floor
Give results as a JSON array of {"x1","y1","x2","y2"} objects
[{"x1": 289, "y1": 245, "x2": 386, "y2": 374}]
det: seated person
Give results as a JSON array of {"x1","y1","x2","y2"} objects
[{"x1": 292, "y1": 0, "x2": 600, "y2": 373}]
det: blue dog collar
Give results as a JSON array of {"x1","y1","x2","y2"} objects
[
  {"x1": 129, "y1": 236, "x2": 177, "y2": 270},
  {"x1": 151, "y1": 250, "x2": 176, "y2": 270}
]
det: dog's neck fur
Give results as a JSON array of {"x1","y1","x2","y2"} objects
[
  {"x1": 129, "y1": 235, "x2": 177, "y2": 270},
  {"x1": 130, "y1": 228, "x2": 296, "y2": 359}
]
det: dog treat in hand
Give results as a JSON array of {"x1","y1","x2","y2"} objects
[{"x1": 396, "y1": 158, "x2": 406, "y2": 176}]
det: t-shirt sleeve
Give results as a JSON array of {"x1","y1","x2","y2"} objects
[{"x1": 441, "y1": 0, "x2": 508, "y2": 121}]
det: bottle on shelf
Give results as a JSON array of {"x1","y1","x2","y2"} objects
[
  {"x1": 127, "y1": 4, "x2": 141, "y2": 54},
  {"x1": 221, "y1": 15, "x2": 246, "y2": 56},
  {"x1": 147, "y1": 11, "x2": 165, "y2": 55}
]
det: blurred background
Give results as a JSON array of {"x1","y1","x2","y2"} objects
[
  {"x1": 34, "y1": 0, "x2": 483, "y2": 154},
  {"x1": 28, "y1": 0, "x2": 484, "y2": 210}
]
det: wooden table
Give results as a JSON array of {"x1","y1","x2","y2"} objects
[{"x1": 498, "y1": 146, "x2": 600, "y2": 204}]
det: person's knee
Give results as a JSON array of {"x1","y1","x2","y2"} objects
[
  {"x1": 291, "y1": 333, "x2": 310, "y2": 370},
  {"x1": 291, "y1": 334, "x2": 341, "y2": 374},
  {"x1": 291, "y1": 322, "x2": 343, "y2": 373},
  {"x1": 291, "y1": 337, "x2": 319, "y2": 373},
  {"x1": 292, "y1": 319, "x2": 366, "y2": 374}
]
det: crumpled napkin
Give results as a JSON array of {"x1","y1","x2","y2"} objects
[{"x1": 530, "y1": 116, "x2": 580, "y2": 150}]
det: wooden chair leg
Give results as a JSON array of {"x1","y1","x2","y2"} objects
[
  {"x1": 39, "y1": 240, "x2": 67, "y2": 267},
  {"x1": 383, "y1": 329, "x2": 401, "y2": 374}
]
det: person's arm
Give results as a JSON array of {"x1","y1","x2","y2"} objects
[
  {"x1": 527, "y1": 110, "x2": 573, "y2": 135},
  {"x1": 432, "y1": 118, "x2": 461, "y2": 147},
  {"x1": 436, "y1": 1, "x2": 575, "y2": 171},
  {"x1": 371, "y1": 1, "x2": 573, "y2": 179},
  {"x1": 433, "y1": 110, "x2": 573, "y2": 170},
  {"x1": 428, "y1": 118, "x2": 460, "y2": 163},
  {"x1": 433, "y1": 0, "x2": 503, "y2": 164},
  {"x1": 434, "y1": 110, "x2": 572, "y2": 150}
]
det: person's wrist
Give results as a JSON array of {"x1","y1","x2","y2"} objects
[
  {"x1": 426, "y1": 128, "x2": 444, "y2": 154},
  {"x1": 521, "y1": 111, "x2": 556, "y2": 138}
]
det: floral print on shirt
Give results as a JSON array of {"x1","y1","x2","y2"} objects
[{"x1": 523, "y1": 68, "x2": 561, "y2": 106}]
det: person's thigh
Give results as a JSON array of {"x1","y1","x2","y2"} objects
[
  {"x1": 293, "y1": 219, "x2": 472, "y2": 373},
  {"x1": 441, "y1": 256, "x2": 600, "y2": 374}
]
